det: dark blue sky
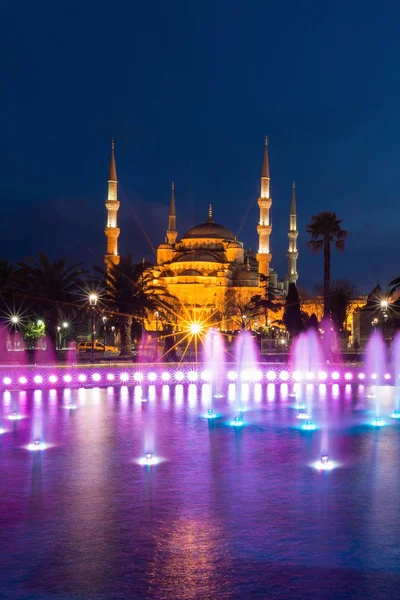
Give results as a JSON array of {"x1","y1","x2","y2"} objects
[{"x1": 1, "y1": 0, "x2": 400, "y2": 292}]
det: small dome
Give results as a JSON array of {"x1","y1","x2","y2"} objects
[
  {"x1": 182, "y1": 221, "x2": 235, "y2": 241},
  {"x1": 227, "y1": 240, "x2": 242, "y2": 248},
  {"x1": 158, "y1": 243, "x2": 172, "y2": 249}
]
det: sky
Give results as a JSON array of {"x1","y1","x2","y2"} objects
[{"x1": 1, "y1": 0, "x2": 400, "y2": 293}]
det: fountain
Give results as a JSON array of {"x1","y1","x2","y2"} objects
[
  {"x1": 290, "y1": 329, "x2": 323, "y2": 426},
  {"x1": 365, "y1": 330, "x2": 387, "y2": 421},
  {"x1": 391, "y1": 331, "x2": 400, "y2": 419},
  {"x1": 203, "y1": 328, "x2": 226, "y2": 417}
]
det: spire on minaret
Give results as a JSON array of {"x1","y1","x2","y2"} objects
[
  {"x1": 290, "y1": 181, "x2": 296, "y2": 215},
  {"x1": 286, "y1": 180, "x2": 299, "y2": 285},
  {"x1": 261, "y1": 135, "x2": 270, "y2": 179},
  {"x1": 166, "y1": 181, "x2": 177, "y2": 245},
  {"x1": 104, "y1": 140, "x2": 120, "y2": 269},
  {"x1": 207, "y1": 203, "x2": 213, "y2": 222},
  {"x1": 256, "y1": 136, "x2": 272, "y2": 283},
  {"x1": 108, "y1": 138, "x2": 117, "y2": 182}
]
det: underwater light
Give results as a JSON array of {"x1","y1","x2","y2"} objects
[
  {"x1": 107, "y1": 373, "x2": 115, "y2": 381},
  {"x1": 48, "y1": 374, "x2": 57, "y2": 383},
  {"x1": 293, "y1": 371, "x2": 302, "y2": 381},
  {"x1": 372, "y1": 416, "x2": 384, "y2": 427},
  {"x1": 133, "y1": 372, "x2": 143, "y2": 381},
  {"x1": 391, "y1": 410, "x2": 400, "y2": 419},
  {"x1": 28, "y1": 439, "x2": 46, "y2": 451},
  {"x1": 297, "y1": 412, "x2": 310, "y2": 420},
  {"x1": 332, "y1": 371, "x2": 340, "y2": 380},
  {"x1": 33, "y1": 375, "x2": 42, "y2": 384},
  {"x1": 266, "y1": 370, "x2": 276, "y2": 381},
  {"x1": 230, "y1": 416, "x2": 244, "y2": 427},
  {"x1": 148, "y1": 372, "x2": 157, "y2": 382},
  {"x1": 302, "y1": 420, "x2": 316, "y2": 431},
  {"x1": 161, "y1": 372, "x2": 171, "y2": 382},
  {"x1": 188, "y1": 371, "x2": 198, "y2": 382},
  {"x1": 19, "y1": 376, "x2": 27, "y2": 385},
  {"x1": 358, "y1": 373, "x2": 365, "y2": 380},
  {"x1": 312, "y1": 456, "x2": 338, "y2": 471},
  {"x1": 306, "y1": 372, "x2": 314, "y2": 380},
  {"x1": 318, "y1": 371, "x2": 327, "y2": 381},
  {"x1": 8, "y1": 412, "x2": 23, "y2": 421},
  {"x1": 137, "y1": 452, "x2": 161, "y2": 466},
  {"x1": 201, "y1": 370, "x2": 211, "y2": 381},
  {"x1": 120, "y1": 373, "x2": 129, "y2": 382},
  {"x1": 63, "y1": 375, "x2": 72, "y2": 383},
  {"x1": 227, "y1": 370, "x2": 238, "y2": 381},
  {"x1": 3, "y1": 377, "x2": 11, "y2": 385},
  {"x1": 321, "y1": 455, "x2": 328, "y2": 465},
  {"x1": 344, "y1": 372, "x2": 353, "y2": 381},
  {"x1": 371, "y1": 373, "x2": 378, "y2": 380},
  {"x1": 92, "y1": 373, "x2": 101, "y2": 382},
  {"x1": 175, "y1": 371, "x2": 185, "y2": 382},
  {"x1": 279, "y1": 370, "x2": 289, "y2": 381},
  {"x1": 384, "y1": 373, "x2": 391, "y2": 380},
  {"x1": 78, "y1": 374, "x2": 87, "y2": 382},
  {"x1": 205, "y1": 408, "x2": 217, "y2": 419}
]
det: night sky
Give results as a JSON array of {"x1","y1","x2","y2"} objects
[{"x1": 1, "y1": 0, "x2": 400, "y2": 293}]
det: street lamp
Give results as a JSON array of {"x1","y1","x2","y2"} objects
[
  {"x1": 57, "y1": 326, "x2": 61, "y2": 350},
  {"x1": 89, "y1": 294, "x2": 98, "y2": 362},
  {"x1": 102, "y1": 316, "x2": 107, "y2": 347},
  {"x1": 11, "y1": 316, "x2": 18, "y2": 324},
  {"x1": 37, "y1": 319, "x2": 44, "y2": 327}
]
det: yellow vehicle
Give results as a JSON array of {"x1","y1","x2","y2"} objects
[{"x1": 76, "y1": 341, "x2": 120, "y2": 356}]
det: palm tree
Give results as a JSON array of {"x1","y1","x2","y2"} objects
[
  {"x1": 16, "y1": 253, "x2": 87, "y2": 344},
  {"x1": 97, "y1": 254, "x2": 172, "y2": 355},
  {"x1": 389, "y1": 276, "x2": 400, "y2": 295},
  {"x1": 307, "y1": 212, "x2": 348, "y2": 317}
]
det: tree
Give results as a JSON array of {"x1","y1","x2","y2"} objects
[
  {"x1": 307, "y1": 313, "x2": 319, "y2": 331},
  {"x1": 97, "y1": 255, "x2": 171, "y2": 355},
  {"x1": 307, "y1": 212, "x2": 348, "y2": 317},
  {"x1": 16, "y1": 253, "x2": 87, "y2": 345},
  {"x1": 329, "y1": 280, "x2": 355, "y2": 332},
  {"x1": 283, "y1": 283, "x2": 303, "y2": 338},
  {"x1": 250, "y1": 272, "x2": 282, "y2": 329}
]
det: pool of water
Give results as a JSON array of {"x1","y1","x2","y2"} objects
[{"x1": 1, "y1": 383, "x2": 400, "y2": 599}]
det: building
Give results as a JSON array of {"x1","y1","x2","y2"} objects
[{"x1": 104, "y1": 138, "x2": 299, "y2": 330}]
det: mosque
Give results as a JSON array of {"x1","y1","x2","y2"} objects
[{"x1": 103, "y1": 138, "x2": 300, "y2": 330}]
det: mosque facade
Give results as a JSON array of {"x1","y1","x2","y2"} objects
[{"x1": 104, "y1": 138, "x2": 300, "y2": 330}]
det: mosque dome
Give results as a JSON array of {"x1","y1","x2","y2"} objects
[{"x1": 181, "y1": 221, "x2": 236, "y2": 241}]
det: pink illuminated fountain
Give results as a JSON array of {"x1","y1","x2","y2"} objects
[
  {"x1": 365, "y1": 330, "x2": 387, "y2": 422},
  {"x1": 203, "y1": 328, "x2": 226, "y2": 416}
]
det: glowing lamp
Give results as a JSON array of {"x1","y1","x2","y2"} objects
[
  {"x1": 188, "y1": 371, "x2": 198, "y2": 382},
  {"x1": 3, "y1": 377, "x2": 11, "y2": 385},
  {"x1": 358, "y1": 373, "x2": 365, "y2": 380},
  {"x1": 34, "y1": 375, "x2": 43, "y2": 384},
  {"x1": 371, "y1": 373, "x2": 378, "y2": 380},
  {"x1": 384, "y1": 373, "x2": 391, "y2": 380},
  {"x1": 64, "y1": 375, "x2": 72, "y2": 383},
  {"x1": 306, "y1": 372, "x2": 314, "y2": 380},
  {"x1": 120, "y1": 372, "x2": 129, "y2": 382},
  {"x1": 253, "y1": 370, "x2": 263, "y2": 381},
  {"x1": 279, "y1": 370, "x2": 289, "y2": 381},
  {"x1": 107, "y1": 373, "x2": 115, "y2": 381},
  {"x1": 332, "y1": 371, "x2": 340, "y2": 380},
  {"x1": 148, "y1": 372, "x2": 157, "y2": 382},
  {"x1": 190, "y1": 323, "x2": 201, "y2": 334},
  {"x1": 227, "y1": 370, "x2": 238, "y2": 381},
  {"x1": 49, "y1": 375, "x2": 57, "y2": 383},
  {"x1": 175, "y1": 371, "x2": 185, "y2": 382},
  {"x1": 133, "y1": 372, "x2": 143, "y2": 381},
  {"x1": 145, "y1": 452, "x2": 153, "y2": 461},
  {"x1": 318, "y1": 371, "x2": 327, "y2": 381},
  {"x1": 78, "y1": 374, "x2": 87, "y2": 382},
  {"x1": 266, "y1": 370, "x2": 276, "y2": 381},
  {"x1": 19, "y1": 376, "x2": 27, "y2": 385},
  {"x1": 344, "y1": 372, "x2": 353, "y2": 380},
  {"x1": 201, "y1": 370, "x2": 211, "y2": 381},
  {"x1": 161, "y1": 372, "x2": 171, "y2": 381},
  {"x1": 293, "y1": 370, "x2": 302, "y2": 381},
  {"x1": 321, "y1": 455, "x2": 329, "y2": 464}
]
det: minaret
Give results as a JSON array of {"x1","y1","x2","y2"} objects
[
  {"x1": 104, "y1": 140, "x2": 120, "y2": 268},
  {"x1": 166, "y1": 182, "x2": 177, "y2": 245},
  {"x1": 256, "y1": 136, "x2": 272, "y2": 281},
  {"x1": 286, "y1": 181, "x2": 299, "y2": 284}
]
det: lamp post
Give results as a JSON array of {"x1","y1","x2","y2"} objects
[
  {"x1": 57, "y1": 326, "x2": 61, "y2": 350},
  {"x1": 89, "y1": 294, "x2": 98, "y2": 363},
  {"x1": 102, "y1": 316, "x2": 107, "y2": 348},
  {"x1": 62, "y1": 322, "x2": 69, "y2": 349}
]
